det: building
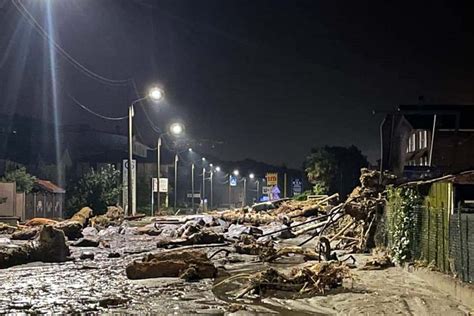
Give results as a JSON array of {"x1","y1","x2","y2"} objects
[{"x1": 381, "y1": 105, "x2": 474, "y2": 179}]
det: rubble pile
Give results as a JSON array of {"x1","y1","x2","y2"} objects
[{"x1": 236, "y1": 261, "x2": 351, "y2": 298}]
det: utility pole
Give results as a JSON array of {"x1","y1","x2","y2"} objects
[
  {"x1": 256, "y1": 180, "x2": 260, "y2": 202},
  {"x1": 128, "y1": 104, "x2": 134, "y2": 216},
  {"x1": 156, "y1": 137, "x2": 161, "y2": 215},
  {"x1": 174, "y1": 153, "x2": 178, "y2": 209},
  {"x1": 228, "y1": 176, "x2": 231, "y2": 208},
  {"x1": 202, "y1": 167, "x2": 206, "y2": 202},
  {"x1": 210, "y1": 168, "x2": 214, "y2": 209},
  {"x1": 191, "y1": 163, "x2": 195, "y2": 212},
  {"x1": 243, "y1": 177, "x2": 247, "y2": 207}
]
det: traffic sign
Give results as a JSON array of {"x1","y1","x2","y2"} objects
[
  {"x1": 229, "y1": 175, "x2": 238, "y2": 187},
  {"x1": 266, "y1": 173, "x2": 278, "y2": 186},
  {"x1": 152, "y1": 178, "x2": 169, "y2": 193},
  {"x1": 262, "y1": 186, "x2": 271, "y2": 194},
  {"x1": 292, "y1": 179, "x2": 302, "y2": 195}
]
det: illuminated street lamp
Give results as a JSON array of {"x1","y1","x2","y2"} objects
[
  {"x1": 249, "y1": 173, "x2": 255, "y2": 179},
  {"x1": 128, "y1": 86, "x2": 164, "y2": 216},
  {"x1": 156, "y1": 121, "x2": 184, "y2": 214},
  {"x1": 233, "y1": 169, "x2": 239, "y2": 176},
  {"x1": 215, "y1": 166, "x2": 221, "y2": 172}
]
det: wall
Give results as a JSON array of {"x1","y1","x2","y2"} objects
[{"x1": 0, "y1": 182, "x2": 16, "y2": 217}]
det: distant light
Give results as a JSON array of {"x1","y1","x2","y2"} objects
[
  {"x1": 233, "y1": 169, "x2": 239, "y2": 176},
  {"x1": 249, "y1": 173, "x2": 255, "y2": 179},
  {"x1": 148, "y1": 87, "x2": 164, "y2": 102},
  {"x1": 188, "y1": 148, "x2": 193, "y2": 152},
  {"x1": 202, "y1": 157, "x2": 206, "y2": 161},
  {"x1": 215, "y1": 166, "x2": 221, "y2": 172},
  {"x1": 209, "y1": 163, "x2": 213, "y2": 167},
  {"x1": 169, "y1": 123, "x2": 184, "y2": 136}
]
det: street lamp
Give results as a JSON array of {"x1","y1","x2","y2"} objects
[
  {"x1": 173, "y1": 146, "x2": 191, "y2": 210},
  {"x1": 249, "y1": 173, "x2": 255, "y2": 179},
  {"x1": 128, "y1": 86, "x2": 164, "y2": 216},
  {"x1": 156, "y1": 121, "x2": 185, "y2": 215},
  {"x1": 233, "y1": 169, "x2": 239, "y2": 176}
]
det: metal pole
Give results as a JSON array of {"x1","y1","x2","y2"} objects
[
  {"x1": 174, "y1": 153, "x2": 178, "y2": 209},
  {"x1": 429, "y1": 114, "x2": 437, "y2": 166},
  {"x1": 191, "y1": 163, "x2": 195, "y2": 212},
  {"x1": 202, "y1": 167, "x2": 206, "y2": 201},
  {"x1": 243, "y1": 178, "x2": 246, "y2": 207},
  {"x1": 210, "y1": 169, "x2": 214, "y2": 209},
  {"x1": 228, "y1": 176, "x2": 231, "y2": 208},
  {"x1": 150, "y1": 178, "x2": 154, "y2": 217},
  {"x1": 128, "y1": 104, "x2": 134, "y2": 216},
  {"x1": 156, "y1": 137, "x2": 161, "y2": 215},
  {"x1": 256, "y1": 180, "x2": 259, "y2": 202}
]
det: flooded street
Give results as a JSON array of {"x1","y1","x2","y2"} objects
[{"x1": 0, "y1": 219, "x2": 470, "y2": 315}]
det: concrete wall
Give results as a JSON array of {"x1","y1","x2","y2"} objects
[{"x1": 0, "y1": 182, "x2": 16, "y2": 217}]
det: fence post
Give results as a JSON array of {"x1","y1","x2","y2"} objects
[
  {"x1": 465, "y1": 214, "x2": 470, "y2": 282},
  {"x1": 427, "y1": 206, "x2": 431, "y2": 262},
  {"x1": 442, "y1": 208, "x2": 446, "y2": 272},
  {"x1": 457, "y1": 207, "x2": 465, "y2": 282}
]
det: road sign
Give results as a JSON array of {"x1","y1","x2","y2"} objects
[
  {"x1": 266, "y1": 173, "x2": 278, "y2": 186},
  {"x1": 262, "y1": 186, "x2": 271, "y2": 194},
  {"x1": 122, "y1": 159, "x2": 136, "y2": 215},
  {"x1": 292, "y1": 179, "x2": 302, "y2": 195},
  {"x1": 229, "y1": 175, "x2": 237, "y2": 187},
  {"x1": 153, "y1": 178, "x2": 168, "y2": 193},
  {"x1": 187, "y1": 192, "x2": 201, "y2": 198}
]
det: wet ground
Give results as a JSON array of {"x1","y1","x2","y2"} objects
[{"x1": 0, "y1": 218, "x2": 472, "y2": 315}]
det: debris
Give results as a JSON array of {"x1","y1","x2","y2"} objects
[
  {"x1": 0, "y1": 223, "x2": 17, "y2": 234},
  {"x1": 262, "y1": 246, "x2": 320, "y2": 262},
  {"x1": 108, "y1": 252, "x2": 121, "y2": 258},
  {"x1": 11, "y1": 227, "x2": 39, "y2": 240},
  {"x1": 234, "y1": 234, "x2": 275, "y2": 258},
  {"x1": 90, "y1": 206, "x2": 124, "y2": 229},
  {"x1": 157, "y1": 229, "x2": 225, "y2": 249},
  {"x1": 236, "y1": 261, "x2": 351, "y2": 298},
  {"x1": 361, "y1": 249, "x2": 394, "y2": 270},
  {"x1": 0, "y1": 225, "x2": 70, "y2": 268},
  {"x1": 98, "y1": 296, "x2": 128, "y2": 308},
  {"x1": 125, "y1": 249, "x2": 217, "y2": 280},
  {"x1": 72, "y1": 238, "x2": 100, "y2": 247},
  {"x1": 55, "y1": 207, "x2": 94, "y2": 240},
  {"x1": 25, "y1": 218, "x2": 58, "y2": 227},
  {"x1": 79, "y1": 251, "x2": 95, "y2": 260}
]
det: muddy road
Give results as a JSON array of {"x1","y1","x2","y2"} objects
[{"x1": 0, "y1": 224, "x2": 470, "y2": 315}]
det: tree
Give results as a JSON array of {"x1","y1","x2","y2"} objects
[
  {"x1": 304, "y1": 145, "x2": 368, "y2": 197},
  {"x1": 66, "y1": 164, "x2": 121, "y2": 217},
  {"x1": 2, "y1": 166, "x2": 36, "y2": 193}
]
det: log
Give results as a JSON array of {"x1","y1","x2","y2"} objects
[
  {"x1": 263, "y1": 246, "x2": 320, "y2": 262},
  {"x1": 126, "y1": 249, "x2": 217, "y2": 280},
  {"x1": 293, "y1": 220, "x2": 328, "y2": 236},
  {"x1": 287, "y1": 193, "x2": 339, "y2": 218},
  {"x1": 55, "y1": 207, "x2": 94, "y2": 240}
]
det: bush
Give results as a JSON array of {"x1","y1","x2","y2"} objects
[
  {"x1": 2, "y1": 166, "x2": 36, "y2": 193},
  {"x1": 66, "y1": 164, "x2": 121, "y2": 217}
]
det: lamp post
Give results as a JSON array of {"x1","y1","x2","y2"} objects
[
  {"x1": 229, "y1": 169, "x2": 239, "y2": 208},
  {"x1": 201, "y1": 158, "x2": 206, "y2": 204},
  {"x1": 128, "y1": 86, "x2": 163, "y2": 216},
  {"x1": 191, "y1": 163, "x2": 195, "y2": 212},
  {"x1": 243, "y1": 177, "x2": 246, "y2": 207},
  {"x1": 174, "y1": 153, "x2": 178, "y2": 209}
]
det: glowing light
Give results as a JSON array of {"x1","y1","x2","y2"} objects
[
  {"x1": 233, "y1": 170, "x2": 239, "y2": 176},
  {"x1": 148, "y1": 87, "x2": 164, "y2": 102},
  {"x1": 188, "y1": 148, "x2": 193, "y2": 152},
  {"x1": 215, "y1": 166, "x2": 221, "y2": 172},
  {"x1": 249, "y1": 173, "x2": 255, "y2": 179},
  {"x1": 169, "y1": 122, "x2": 184, "y2": 136},
  {"x1": 202, "y1": 157, "x2": 206, "y2": 161}
]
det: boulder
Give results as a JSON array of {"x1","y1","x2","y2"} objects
[
  {"x1": 11, "y1": 227, "x2": 39, "y2": 240},
  {"x1": 72, "y1": 238, "x2": 100, "y2": 247}
]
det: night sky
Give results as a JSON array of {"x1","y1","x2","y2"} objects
[{"x1": 1, "y1": 0, "x2": 474, "y2": 168}]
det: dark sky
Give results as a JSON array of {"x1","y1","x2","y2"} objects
[{"x1": 1, "y1": 0, "x2": 474, "y2": 168}]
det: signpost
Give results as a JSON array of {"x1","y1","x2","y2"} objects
[
  {"x1": 262, "y1": 186, "x2": 271, "y2": 195},
  {"x1": 292, "y1": 179, "x2": 302, "y2": 196},
  {"x1": 122, "y1": 159, "x2": 136, "y2": 216},
  {"x1": 229, "y1": 175, "x2": 238, "y2": 187},
  {"x1": 266, "y1": 173, "x2": 278, "y2": 186}
]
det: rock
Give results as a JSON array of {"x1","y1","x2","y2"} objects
[
  {"x1": 0, "y1": 237, "x2": 11, "y2": 244},
  {"x1": 126, "y1": 249, "x2": 217, "y2": 280},
  {"x1": 80, "y1": 251, "x2": 95, "y2": 260},
  {"x1": 108, "y1": 252, "x2": 121, "y2": 258},
  {"x1": 82, "y1": 227, "x2": 98, "y2": 236},
  {"x1": 54, "y1": 221, "x2": 83, "y2": 240},
  {"x1": 25, "y1": 218, "x2": 58, "y2": 227},
  {"x1": 11, "y1": 227, "x2": 39, "y2": 240},
  {"x1": 72, "y1": 238, "x2": 100, "y2": 247},
  {"x1": 157, "y1": 230, "x2": 225, "y2": 248},
  {"x1": 136, "y1": 225, "x2": 162, "y2": 236},
  {"x1": 0, "y1": 225, "x2": 70, "y2": 268},
  {"x1": 98, "y1": 296, "x2": 127, "y2": 308},
  {"x1": 32, "y1": 225, "x2": 71, "y2": 263}
]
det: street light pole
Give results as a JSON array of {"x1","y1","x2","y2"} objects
[
  {"x1": 156, "y1": 136, "x2": 161, "y2": 215},
  {"x1": 243, "y1": 177, "x2": 247, "y2": 207},
  {"x1": 210, "y1": 168, "x2": 214, "y2": 209},
  {"x1": 191, "y1": 163, "x2": 195, "y2": 212},
  {"x1": 128, "y1": 104, "x2": 134, "y2": 216},
  {"x1": 256, "y1": 180, "x2": 260, "y2": 202},
  {"x1": 202, "y1": 167, "x2": 206, "y2": 202},
  {"x1": 174, "y1": 153, "x2": 178, "y2": 209}
]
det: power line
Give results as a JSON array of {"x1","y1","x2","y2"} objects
[
  {"x1": 12, "y1": 0, "x2": 132, "y2": 86},
  {"x1": 68, "y1": 94, "x2": 128, "y2": 121}
]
